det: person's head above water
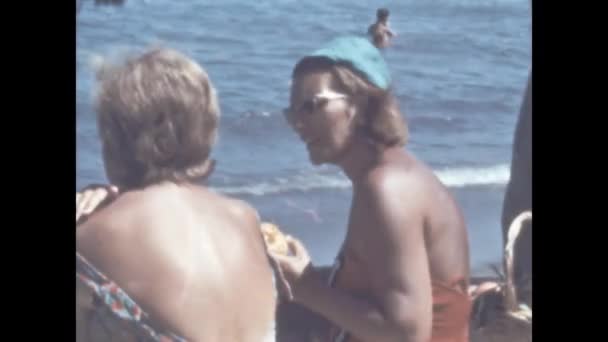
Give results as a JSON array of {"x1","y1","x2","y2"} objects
[
  {"x1": 287, "y1": 36, "x2": 407, "y2": 165},
  {"x1": 78, "y1": 0, "x2": 126, "y2": 14},
  {"x1": 376, "y1": 8, "x2": 390, "y2": 22},
  {"x1": 95, "y1": 48, "x2": 220, "y2": 189}
]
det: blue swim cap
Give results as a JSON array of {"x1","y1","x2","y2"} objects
[{"x1": 296, "y1": 36, "x2": 391, "y2": 90}]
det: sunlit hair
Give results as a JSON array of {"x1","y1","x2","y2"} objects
[{"x1": 95, "y1": 48, "x2": 220, "y2": 189}]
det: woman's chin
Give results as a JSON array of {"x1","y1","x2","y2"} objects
[
  {"x1": 307, "y1": 149, "x2": 325, "y2": 166},
  {"x1": 308, "y1": 154, "x2": 324, "y2": 166}
]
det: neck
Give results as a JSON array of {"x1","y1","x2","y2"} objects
[
  {"x1": 115, "y1": 179, "x2": 204, "y2": 193},
  {"x1": 336, "y1": 136, "x2": 380, "y2": 182}
]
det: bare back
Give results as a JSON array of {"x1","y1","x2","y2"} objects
[
  {"x1": 412, "y1": 156, "x2": 470, "y2": 284},
  {"x1": 76, "y1": 183, "x2": 276, "y2": 342},
  {"x1": 346, "y1": 148, "x2": 469, "y2": 291}
]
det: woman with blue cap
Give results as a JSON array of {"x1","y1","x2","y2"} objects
[{"x1": 270, "y1": 36, "x2": 472, "y2": 342}]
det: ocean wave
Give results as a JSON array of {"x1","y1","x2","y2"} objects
[
  {"x1": 435, "y1": 164, "x2": 510, "y2": 188},
  {"x1": 213, "y1": 164, "x2": 510, "y2": 196}
]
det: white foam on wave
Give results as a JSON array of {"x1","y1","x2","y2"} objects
[
  {"x1": 213, "y1": 164, "x2": 511, "y2": 196},
  {"x1": 216, "y1": 172, "x2": 351, "y2": 196},
  {"x1": 436, "y1": 164, "x2": 511, "y2": 188}
]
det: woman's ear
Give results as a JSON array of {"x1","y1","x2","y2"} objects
[
  {"x1": 349, "y1": 96, "x2": 369, "y2": 126},
  {"x1": 346, "y1": 104, "x2": 358, "y2": 119},
  {"x1": 354, "y1": 107, "x2": 367, "y2": 127}
]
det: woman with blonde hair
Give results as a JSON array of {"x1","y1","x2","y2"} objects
[{"x1": 76, "y1": 48, "x2": 277, "y2": 342}]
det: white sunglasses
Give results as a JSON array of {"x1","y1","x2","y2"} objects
[{"x1": 284, "y1": 89, "x2": 348, "y2": 123}]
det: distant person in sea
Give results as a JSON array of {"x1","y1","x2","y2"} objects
[
  {"x1": 76, "y1": 48, "x2": 277, "y2": 342},
  {"x1": 94, "y1": 0, "x2": 126, "y2": 6},
  {"x1": 270, "y1": 36, "x2": 471, "y2": 342},
  {"x1": 367, "y1": 8, "x2": 396, "y2": 49}
]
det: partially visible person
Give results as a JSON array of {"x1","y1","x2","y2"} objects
[
  {"x1": 367, "y1": 8, "x2": 396, "y2": 49},
  {"x1": 501, "y1": 72, "x2": 532, "y2": 306},
  {"x1": 271, "y1": 36, "x2": 471, "y2": 342},
  {"x1": 76, "y1": 48, "x2": 277, "y2": 341}
]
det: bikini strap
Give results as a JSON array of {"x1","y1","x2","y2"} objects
[{"x1": 76, "y1": 253, "x2": 188, "y2": 342}]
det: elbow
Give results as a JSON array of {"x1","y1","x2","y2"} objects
[
  {"x1": 385, "y1": 330, "x2": 427, "y2": 342},
  {"x1": 387, "y1": 330, "x2": 430, "y2": 342},
  {"x1": 360, "y1": 316, "x2": 430, "y2": 342},
  {"x1": 385, "y1": 318, "x2": 431, "y2": 342}
]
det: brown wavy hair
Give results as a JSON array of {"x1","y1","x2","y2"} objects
[{"x1": 292, "y1": 57, "x2": 408, "y2": 149}]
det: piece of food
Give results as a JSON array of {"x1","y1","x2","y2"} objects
[{"x1": 261, "y1": 222, "x2": 289, "y2": 255}]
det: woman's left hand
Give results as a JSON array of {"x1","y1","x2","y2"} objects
[{"x1": 268, "y1": 236, "x2": 314, "y2": 299}]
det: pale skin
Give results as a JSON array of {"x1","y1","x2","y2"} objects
[
  {"x1": 76, "y1": 181, "x2": 276, "y2": 341},
  {"x1": 271, "y1": 70, "x2": 469, "y2": 342}
]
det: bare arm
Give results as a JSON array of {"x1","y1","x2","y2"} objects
[
  {"x1": 293, "y1": 269, "x2": 397, "y2": 342},
  {"x1": 284, "y1": 173, "x2": 432, "y2": 342},
  {"x1": 363, "y1": 175, "x2": 432, "y2": 342}
]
